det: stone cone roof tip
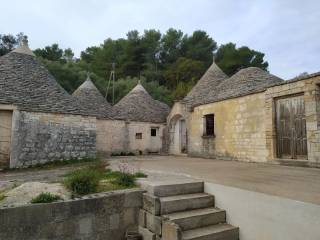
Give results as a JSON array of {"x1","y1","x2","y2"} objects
[
  {"x1": 184, "y1": 61, "x2": 228, "y2": 107},
  {"x1": 12, "y1": 38, "x2": 35, "y2": 57},
  {"x1": 78, "y1": 74, "x2": 99, "y2": 90},
  {"x1": 131, "y1": 82, "x2": 148, "y2": 93},
  {"x1": 113, "y1": 82, "x2": 170, "y2": 123},
  {"x1": 72, "y1": 74, "x2": 112, "y2": 118}
]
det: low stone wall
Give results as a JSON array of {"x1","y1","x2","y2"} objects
[
  {"x1": 0, "y1": 189, "x2": 143, "y2": 240},
  {"x1": 10, "y1": 111, "x2": 97, "y2": 167}
]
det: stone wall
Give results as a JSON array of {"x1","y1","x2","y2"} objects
[
  {"x1": 188, "y1": 92, "x2": 268, "y2": 162},
  {"x1": 0, "y1": 189, "x2": 143, "y2": 240},
  {"x1": 265, "y1": 76, "x2": 320, "y2": 165},
  {"x1": 97, "y1": 119, "x2": 166, "y2": 156},
  {"x1": 96, "y1": 119, "x2": 128, "y2": 156},
  {"x1": 10, "y1": 111, "x2": 96, "y2": 167}
]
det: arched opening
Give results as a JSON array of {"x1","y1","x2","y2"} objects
[{"x1": 168, "y1": 114, "x2": 187, "y2": 155}]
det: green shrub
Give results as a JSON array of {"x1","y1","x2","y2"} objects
[
  {"x1": 31, "y1": 192, "x2": 62, "y2": 203},
  {"x1": 134, "y1": 171, "x2": 147, "y2": 178},
  {"x1": 111, "y1": 172, "x2": 136, "y2": 187},
  {"x1": 0, "y1": 194, "x2": 6, "y2": 202},
  {"x1": 64, "y1": 169, "x2": 100, "y2": 195}
]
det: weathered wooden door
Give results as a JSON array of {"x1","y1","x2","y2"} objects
[
  {"x1": 276, "y1": 95, "x2": 307, "y2": 159},
  {"x1": 0, "y1": 111, "x2": 12, "y2": 168}
]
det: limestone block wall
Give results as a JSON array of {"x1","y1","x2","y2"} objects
[
  {"x1": 265, "y1": 76, "x2": 320, "y2": 164},
  {"x1": 188, "y1": 92, "x2": 268, "y2": 162},
  {"x1": 0, "y1": 189, "x2": 143, "y2": 240},
  {"x1": 10, "y1": 111, "x2": 96, "y2": 167},
  {"x1": 97, "y1": 119, "x2": 166, "y2": 155}
]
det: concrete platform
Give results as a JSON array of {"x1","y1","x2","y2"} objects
[
  {"x1": 109, "y1": 155, "x2": 320, "y2": 205},
  {"x1": 110, "y1": 155, "x2": 320, "y2": 240}
]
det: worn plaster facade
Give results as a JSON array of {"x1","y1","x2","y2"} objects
[{"x1": 97, "y1": 119, "x2": 166, "y2": 156}]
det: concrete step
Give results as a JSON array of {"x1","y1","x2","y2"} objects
[
  {"x1": 163, "y1": 208, "x2": 226, "y2": 231},
  {"x1": 141, "y1": 180, "x2": 204, "y2": 197},
  {"x1": 160, "y1": 193, "x2": 214, "y2": 215},
  {"x1": 182, "y1": 224, "x2": 239, "y2": 240}
]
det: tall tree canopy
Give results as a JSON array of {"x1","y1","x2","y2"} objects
[
  {"x1": 1, "y1": 30, "x2": 270, "y2": 104},
  {"x1": 215, "y1": 43, "x2": 268, "y2": 76}
]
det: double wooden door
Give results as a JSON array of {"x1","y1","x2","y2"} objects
[{"x1": 276, "y1": 95, "x2": 307, "y2": 159}]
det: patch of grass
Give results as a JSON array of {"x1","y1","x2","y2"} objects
[
  {"x1": 111, "y1": 152, "x2": 136, "y2": 157},
  {"x1": 64, "y1": 168, "x2": 101, "y2": 195},
  {"x1": 134, "y1": 171, "x2": 147, "y2": 178},
  {"x1": 63, "y1": 164, "x2": 146, "y2": 196},
  {"x1": 111, "y1": 172, "x2": 136, "y2": 187},
  {"x1": 0, "y1": 194, "x2": 6, "y2": 202},
  {"x1": 31, "y1": 192, "x2": 62, "y2": 204}
]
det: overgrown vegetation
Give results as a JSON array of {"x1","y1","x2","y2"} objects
[
  {"x1": 111, "y1": 151, "x2": 136, "y2": 157},
  {"x1": 63, "y1": 162, "x2": 146, "y2": 196},
  {"x1": 0, "y1": 193, "x2": 6, "y2": 202},
  {"x1": 0, "y1": 31, "x2": 269, "y2": 104},
  {"x1": 134, "y1": 171, "x2": 148, "y2": 178},
  {"x1": 31, "y1": 192, "x2": 62, "y2": 204}
]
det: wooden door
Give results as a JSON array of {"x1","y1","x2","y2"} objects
[
  {"x1": 0, "y1": 111, "x2": 12, "y2": 168},
  {"x1": 276, "y1": 95, "x2": 307, "y2": 159}
]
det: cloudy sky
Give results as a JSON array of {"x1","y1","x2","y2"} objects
[{"x1": 1, "y1": 0, "x2": 319, "y2": 79}]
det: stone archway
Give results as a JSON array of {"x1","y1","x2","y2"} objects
[{"x1": 168, "y1": 114, "x2": 187, "y2": 155}]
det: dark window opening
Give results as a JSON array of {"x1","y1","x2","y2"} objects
[
  {"x1": 204, "y1": 114, "x2": 215, "y2": 136},
  {"x1": 136, "y1": 133, "x2": 142, "y2": 139},
  {"x1": 151, "y1": 128, "x2": 157, "y2": 137}
]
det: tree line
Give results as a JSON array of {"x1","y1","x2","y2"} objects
[{"x1": 0, "y1": 30, "x2": 269, "y2": 105}]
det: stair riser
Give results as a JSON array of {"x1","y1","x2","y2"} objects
[
  {"x1": 183, "y1": 228, "x2": 239, "y2": 240},
  {"x1": 152, "y1": 182, "x2": 204, "y2": 197},
  {"x1": 172, "y1": 211, "x2": 226, "y2": 231},
  {"x1": 161, "y1": 196, "x2": 214, "y2": 215}
]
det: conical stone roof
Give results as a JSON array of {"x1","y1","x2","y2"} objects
[
  {"x1": 0, "y1": 40, "x2": 92, "y2": 116},
  {"x1": 203, "y1": 67, "x2": 284, "y2": 105},
  {"x1": 113, "y1": 83, "x2": 170, "y2": 123},
  {"x1": 72, "y1": 74, "x2": 112, "y2": 118},
  {"x1": 183, "y1": 61, "x2": 228, "y2": 108}
]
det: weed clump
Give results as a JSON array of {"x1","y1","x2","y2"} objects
[{"x1": 31, "y1": 192, "x2": 62, "y2": 203}]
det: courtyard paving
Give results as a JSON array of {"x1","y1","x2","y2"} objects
[
  {"x1": 108, "y1": 155, "x2": 320, "y2": 205},
  {"x1": 1, "y1": 155, "x2": 319, "y2": 205}
]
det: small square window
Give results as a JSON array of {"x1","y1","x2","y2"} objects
[
  {"x1": 151, "y1": 128, "x2": 157, "y2": 137},
  {"x1": 204, "y1": 114, "x2": 215, "y2": 136},
  {"x1": 136, "y1": 133, "x2": 142, "y2": 139}
]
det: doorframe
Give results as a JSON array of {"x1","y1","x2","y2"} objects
[
  {"x1": 274, "y1": 92, "x2": 308, "y2": 160},
  {"x1": 0, "y1": 109, "x2": 14, "y2": 169}
]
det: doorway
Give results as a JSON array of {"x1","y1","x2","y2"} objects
[
  {"x1": 276, "y1": 95, "x2": 307, "y2": 159},
  {"x1": 0, "y1": 110, "x2": 13, "y2": 168}
]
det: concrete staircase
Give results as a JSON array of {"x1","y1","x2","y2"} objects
[{"x1": 138, "y1": 180, "x2": 239, "y2": 240}]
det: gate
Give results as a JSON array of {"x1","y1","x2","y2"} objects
[{"x1": 276, "y1": 95, "x2": 307, "y2": 159}]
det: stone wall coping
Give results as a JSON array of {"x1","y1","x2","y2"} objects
[{"x1": 0, "y1": 188, "x2": 145, "y2": 210}]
